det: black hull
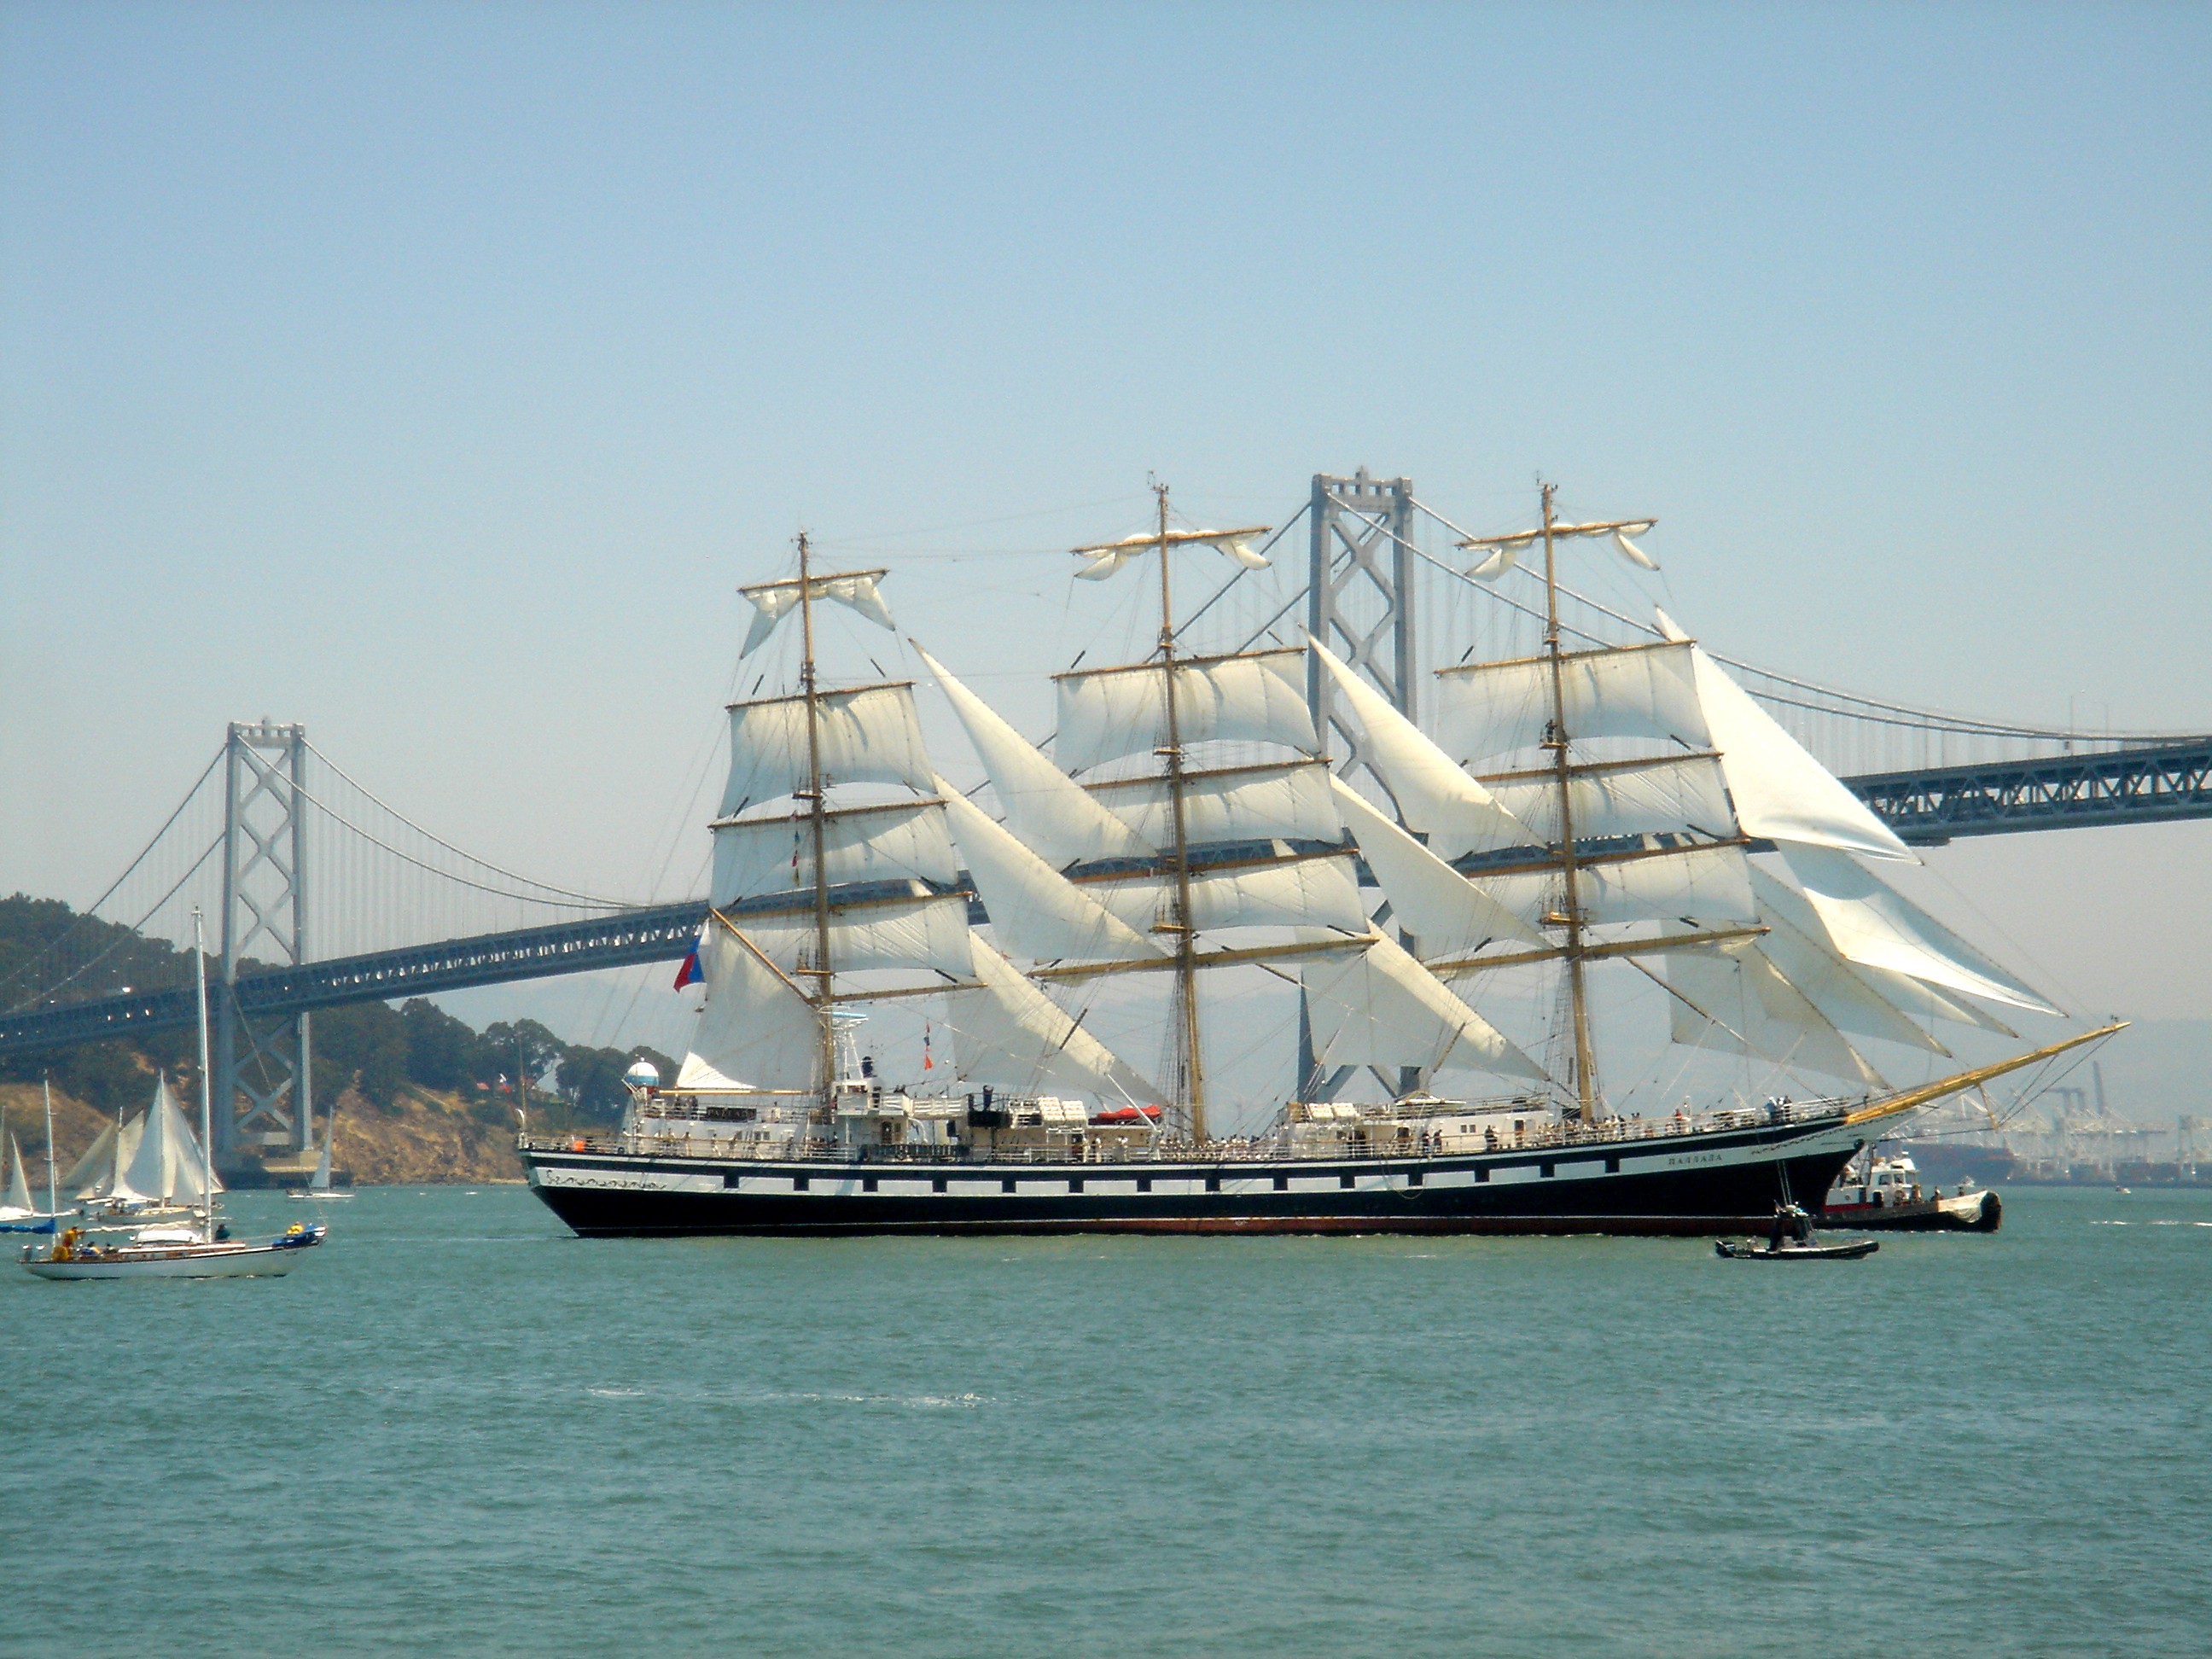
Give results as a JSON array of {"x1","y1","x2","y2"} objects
[{"x1": 524, "y1": 1119, "x2": 1865, "y2": 1239}]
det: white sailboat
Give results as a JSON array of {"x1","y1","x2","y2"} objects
[
  {"x1": 23, "y1": 911, "x2": 325, "y2": 1280},
  {"x1": 64, "y1": 1103, "x2": 143, "y2": 1211},
  {"x1": 0, "y1": 1117, "x2": 57, "y2": 1231},
  {"x1": 0, "y1": 1133, "x2": 31, "y2": 1216},
  {"x1": 0, "y1": 1080, "x2": 65, "y2": 1233},
  {"x1": 288, "y1": 1112, "x2": 352, "y2": 1200}
]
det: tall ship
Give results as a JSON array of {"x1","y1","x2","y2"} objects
[{"x1": 521, "y1": 486, "x2": 2116, "y2": 1237}]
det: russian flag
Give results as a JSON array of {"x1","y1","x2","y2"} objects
[{"x1": 673, "y1": 945, "x2": 702, "y2": 990}]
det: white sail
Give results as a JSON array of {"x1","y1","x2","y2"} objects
[
  {"x1": 2, "y1": 1134, "x2": 32, "y2": 1214},
  {"x1": 1774, "y1": 842, "x2": 2060, "y2": 1016},
  {"x1": 65, "y1": 1119, "x2": 121, "y2": 1199},
  {"x1": 678, "y1": 920, "x2": 824, "y2": 1092},
  {"x1": 1481, "y1": 754, "x2": 1739, "y2": 847},
  {"x1": 1309, "y1": 636, "x2": 1532, "y2": 858},
  {"x1": 311, "y1": 1116, "x2": 335, "y2": 1191},
  {"x1": 720, "y1": 683, "x2": 935, "y2": 816},
  {"x1": 1086, "y1": 760, "x2": 1343, "y2": 849},
  {"x1": 1666, "y1": 940, "x2": 1886, "y2": 1086},
  {"x1": 743, "y1": 894, "x2": 975, "y2": 979},
  {"x1": 119, "y1": 1075, "x2": 218, "y2": 1203},
  {"x1": 1747, "y1": 865, "x2": 1947, "y2": 1055},
  {"x1": 1861, "y1": 963, "x2": 2019, "y2": 1036},
  {"x1": 946, "y1": 940, "x2": 1157, "y2": 1103},
  {"x1": 1656, "y1": 614, "x2": 1915, "y2": 863},
  {"x1": 739, "y1": 568, "x2": 895, "y2": 658},
  {"x1": 1432, "y1": 640, "x2": 1709, "y2": 767},
  {"x1": 173, "y1": 1101, "x2": 219, "y2": 1202},
  {"x1": 107, "y1": 1112, "x2": 144, "y2": 1197},
  {"x1": 1329, "y1": 777, "x2": 1546, "y2": 954},
  {"x1": 1086, "y1": 855, "x2": 1371, "y2": 937},
  {"x1": 1476, "y1": 843, "x2": 1758, "y2": 931},
  {"x1": 1302, "y1": 933, "x2": 1547, "y2": 1082},
  {"x1": 1056, "y1": 649, "x2": 1317, "y2": 772},
  {"x1": 712, "y1": 800, "x2": 958, "y2": 907},
  {"x1": 916, "y1": 644, "x2": 1148, "y2": 868},
  {"x1": 936, "y1": 780, "x2": 1161, "y2": 964}
]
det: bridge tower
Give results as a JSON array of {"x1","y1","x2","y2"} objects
[
  {"x1": 1306, "y1": 469, "x2": 1419, "y2": 783},
  {"x1": 212, "y1": 720, "x2": 314, "y2": 1167},
  {"x1": 1301, "y1": 469, "x2": 1421, "y2": 1097}
]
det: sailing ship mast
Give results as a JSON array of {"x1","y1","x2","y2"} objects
[
  {"x1": 794, "y1": 530, "x2": 839, "y2": 1097},
  {"x1": 683, "y1": 550, "x2": 1163, "y2": 1112},
  {"x1": 1060, "y1": 487, "x2": 1287, "y2": 1143},
  {"x1": 1149, "y1": 484, "x2": 1208, "y2": 1140},
  {"x1": 1535, "y1": 482, "x2": 1600, "y2": 1119},
  {"x1": 1454, "y1": 486, "x2": 1665, "y2": 1120}
]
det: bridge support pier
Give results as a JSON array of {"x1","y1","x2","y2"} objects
[
  {"x1": 212, "y1": 721, "x2": 313, "y2": 1167},
  {"x1": 1303, "y1": 469, "x2": 1422, "y2": 1100}
]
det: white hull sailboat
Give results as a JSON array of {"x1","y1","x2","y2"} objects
[
  {"x1": 0, "y1": 1101, "x2": 61, "y2": 1233},
  {"x1": 23, "y1": 1229, "x2": 324, "y2": 1280},
  {"x1": 288, "y1": 1110, "x2": 353, "y2": 1201}
]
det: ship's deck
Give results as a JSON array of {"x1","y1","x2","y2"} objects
[{"x1": 519, "y1": 1098, "x2": 1854, "y2": 1167}]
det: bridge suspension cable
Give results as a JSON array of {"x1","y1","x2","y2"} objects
[{"x1": 299, "y1": 741, "x2": 639, "y2": 909}]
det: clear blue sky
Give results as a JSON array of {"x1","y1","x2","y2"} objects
[{"x1": 5, "y1": 2, "x2": 2209, "y2": 1050}]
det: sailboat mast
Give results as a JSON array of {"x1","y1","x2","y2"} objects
[
  {"x1": 193, "y1": 906, "x2": 215, "y2": 1237},
  {"x1": 795, "y1": 531, "x2": 838, "y2": 1097},
  {"x1": 1154, "y1": 483, "x2": 1207, "y2": 1143},
  {"x1": 42, "y1": 1074, "x2": 57, "y2": 1220},
  {"x1": 1538, "y1": 484, "x2": 1601, "y2": 1119}
]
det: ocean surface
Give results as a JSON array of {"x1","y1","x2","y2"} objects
[{"x1": 9, "y1": 1185, "x2": 2208, "y2": 1657}]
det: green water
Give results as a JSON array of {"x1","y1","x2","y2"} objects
[{"x1": 9, "y1": 1186, "x2": 2208, "y2": 1656}]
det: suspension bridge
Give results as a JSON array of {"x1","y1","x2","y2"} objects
[{"x1": 8, "y1": 470, "x2": 2208, "y2": 1164}]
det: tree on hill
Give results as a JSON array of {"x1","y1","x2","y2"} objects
[{"x1": 556, "y1": 1044, "x2": 682, "y2": 1121}]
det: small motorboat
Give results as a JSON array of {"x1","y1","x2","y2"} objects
[
  {"x1": 1715, "y1": 1237, "x2": 1878, "y2": 1261},
  {"x1": 1714, "y1": 1202, "x2": 1878, "y2": 1260}
]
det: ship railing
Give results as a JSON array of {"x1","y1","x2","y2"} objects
[{"x1": 521, "y1": 1099, "x2": 1848, "y2": 1166}]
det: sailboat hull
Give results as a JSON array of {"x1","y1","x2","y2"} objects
[
  {"x1": 523, "y1": 1115, "x2": 1866, "y2": 1238},
  {"x1": 20, "y1": 1242, "x2": 314, "y2": 1279}
]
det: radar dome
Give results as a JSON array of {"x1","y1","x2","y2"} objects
[{"x1": 623, "y1": 1059, "x2": 661, "y2": 1091}]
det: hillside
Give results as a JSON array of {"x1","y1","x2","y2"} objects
[
  {"x1": 0, "y1": 1077, "x2": 536, "y2": 1188},
  {"x1": 0, "y1": 1080, "x2": 115, "y2": 1182},
  {"x1": 325, "y1": 1084, "x2": 525, "y2": 1185}
]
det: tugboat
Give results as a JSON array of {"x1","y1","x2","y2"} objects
[
  {"x1": 1819, "y1": 1144, "x2": 2001, "y2": 1231},
  {"x1": 521, "y1": 485, "x2": 2120, "y2": 1238}
]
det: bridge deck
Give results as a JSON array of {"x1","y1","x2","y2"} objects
[
  {"x1": 6, "y1": 739, "x2": 2209, "y2": 1056},
  {"x1": 1844, "y1": 739, "x2": 2212, "y2": 845}
]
